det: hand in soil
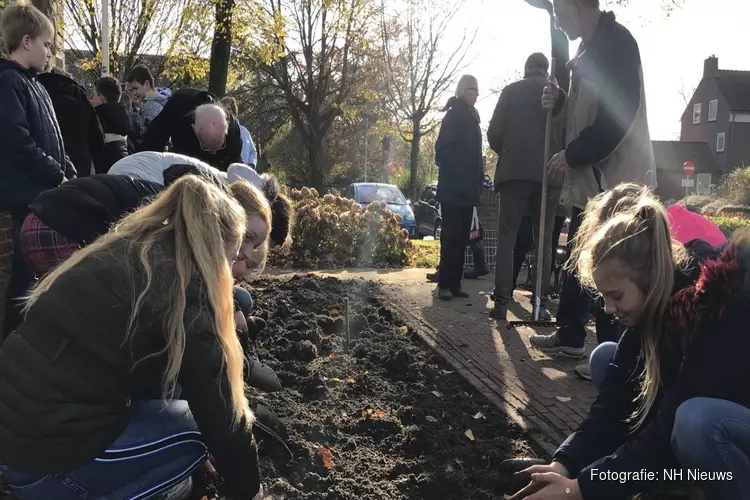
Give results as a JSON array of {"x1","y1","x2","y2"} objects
[
  {"x1": 513, "y1": 474, "x2": 580, "y2": 500},
  {"x1": 508, "y1": 462, "x2": 570, "y2": 500}
]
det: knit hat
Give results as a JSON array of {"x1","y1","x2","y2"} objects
[
  {"x1": 227, "y1": 163, "x2": 264, "y2": 189},
  {"x1": 455, "y1": 75, "x2": 478, "y2": 98}
]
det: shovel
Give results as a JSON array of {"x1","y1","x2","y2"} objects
[{"x1": 509, "y1": 58, "x2": 559, "y2": 329}]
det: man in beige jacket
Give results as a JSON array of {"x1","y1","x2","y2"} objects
[{"x1": 532, "y1": 0, "x2": 656, "y2": 366}]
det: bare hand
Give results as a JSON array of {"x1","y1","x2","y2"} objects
[
  {"x1": 548, "y1": 151, "x2": 571, "y2": 181},
  {"x1": 542, "y1": 76, "x2": 559, "y2": 110},
  {"x1": 523, "y1": 473, "x2": 580, "y2": 500},
  {"x1": 508, "y1": 462, "x2": 569, "y2": 500}
]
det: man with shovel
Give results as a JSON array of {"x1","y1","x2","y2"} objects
[
  {"x1": 531, "y1": 0, "x2": 656, "y2": 364},
  {"x1": 487, "y1": 52, "x2": 563, "y2": 322}
]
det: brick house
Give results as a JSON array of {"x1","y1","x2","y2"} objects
[
  {"x1": 680, "y1": 56, "x2": 750, "y2": 175},
  {"x1": 652, "y1": 140, "x2": 718, "y2": 202}
]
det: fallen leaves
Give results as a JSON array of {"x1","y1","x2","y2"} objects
[
  {"x1": 555, "y1": 396, "x2": 572, "y2": 403},
  {"x1": 316, "y1": 447, "x2": 334, "y2": 469},
  {"x1": 397, "y1": 326, "x2": 409, "y2": 334},
  {"x1": 345, "y1": 377, "x2": 356, "y2": 384},
  {"x1": 464, "y1": 429, "x2": 475, "y2": 441},
  {"x1": 363, "y1": 407, "x2": 386, "y2": 419}
]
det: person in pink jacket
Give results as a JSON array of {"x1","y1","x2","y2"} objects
[{"x1": 666, "y1": 203, "x2": 727, "y2": 248}]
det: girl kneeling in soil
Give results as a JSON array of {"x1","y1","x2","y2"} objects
[
  {"x1": 0, "y1": 176, "x2": 269, "y2": 500},
  {"x1": 510, "y1": 186, "x2": 750, "y2": 500}
]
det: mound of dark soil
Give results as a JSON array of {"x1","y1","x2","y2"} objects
[
  {"x1": 0, "y1": 274, "x2": 537, "y2": 500},
  {"x1": 251, "y1": 274, "x2": 535, "y2": 499}
]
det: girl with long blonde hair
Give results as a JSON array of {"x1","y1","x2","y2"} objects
[
  {"x1": 0, "y1": 175, "x2": 268, "y2": 500},
  {"x1": 511, "y1": 185, "x2": 750, "y2": 500}
]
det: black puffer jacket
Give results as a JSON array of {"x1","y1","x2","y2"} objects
[
  {"x1": 38, "y1": 69, "x2": 104, "y2": 177},
  {"x1": 0, "y1": 60, "x2": 76, "y2": 211},
  {"x1": 434, "y1": 97, "x2": 483, "y2": 207},
  {"x1": 553, "y1": 239, "x2": 750, "y2": 499},
  {"x1": 139, "y1": 88, "x2": 242, "y2": 171},
  {"x1": 0, "y1": 238, "x2": 261, "y2": 499},
  {"x1": 29, "y1": 175, "x2": 161, "y2": 244}
]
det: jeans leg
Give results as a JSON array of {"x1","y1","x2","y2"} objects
[
  {"x1": 672, "y1": 397, "x2": 750, "y2": 499},
  {"x1": 555, "y1": 207, "x2": 590, "y2": 347},
  {"x1": 3, "y1": 208, "x2": 34, "y2": 339},
  {"x1": 589, "y1": 342, "x2": 618, "y2": 392},
  {"x1": 2, "y1": 400, "x2": 208, "y2": 500}
]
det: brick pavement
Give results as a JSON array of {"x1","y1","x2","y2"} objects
[{"x1": 282, "y1": 268, "x2": 599, "y2": 456}]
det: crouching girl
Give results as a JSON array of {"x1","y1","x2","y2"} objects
[
  {"x1": 0, "y1": 176, "x2": 268, "y2": 499},
  {"x1": 511, "y1": 185, "x2": 750, "y2": 500}
]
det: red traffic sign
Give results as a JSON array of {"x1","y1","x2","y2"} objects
[{"x1": 683, "y1": 161, "x2": 695, "y2": 176}]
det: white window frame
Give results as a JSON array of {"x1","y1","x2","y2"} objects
[
  {"x1": 716, "y1": 132, "x2": 726, "y2": 153},
  {"x1": 708, "y1": 99, "x2": 718, "y2": 122},
  {"x1": 693, "y1": 103, "x2": 702, "y2": 124}
]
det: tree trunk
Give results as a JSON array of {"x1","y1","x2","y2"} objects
[
  {"x1": 308, "y1": 146, "x2": 325, "y2": 193},
  {"x1": 208, "y1": 0, "x2": 234, "y2": 97},
  {"x1": 409, "y1": 122, "x2": 422, "y2": 202}
]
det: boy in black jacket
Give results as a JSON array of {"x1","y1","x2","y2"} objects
[
  {"x1": 0, "y1": 3, "x2": 76, "y2": 338},
  {"x1": 92, "y1": 76, "x2": 130, "y2": 173}
]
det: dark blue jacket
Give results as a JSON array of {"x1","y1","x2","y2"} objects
[
  {"x1": 554, "y1": 239, "x2": 746, "y2": 499},
  {"x1": 434, "y1": 97, "x2": 483, "y2": 207},
  {"x1": 0, "y1": 60, "x2": 76, "y2": 211}
]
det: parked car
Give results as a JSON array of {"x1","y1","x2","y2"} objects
[
  {"x1": 342, "y1": 183, "x2": 418, "y2": 237},
  {"x1": 413, "y1": 183, "x2": 441, "y2": 239}
]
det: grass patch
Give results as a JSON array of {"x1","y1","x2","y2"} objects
[{"x1": 410, "y1": 239, "x2": 440, "y2": 268}]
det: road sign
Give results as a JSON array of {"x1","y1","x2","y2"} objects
[
  {"x1": 682, "y1": 178, "x2": 695, "y2": 188},
  {"x1": 683, "y1": 161, "x2": 695, "y2": 176}
]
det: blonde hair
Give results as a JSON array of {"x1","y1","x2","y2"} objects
[
  {"x1": 27, "y1": 176, "x2": 253, "y2": 427},
  {"x1": 0, "y1": 1, "x2": 54, "y2": 54},
  {"x1": 221, "y1": 96, "x2": 239, "y2": 116},
  {"x1": 575, "y1": 185, "x2": 686, "y2": 430},
  {"x1": 229, "y1": 179, "x2": 273, "y2": 272}
]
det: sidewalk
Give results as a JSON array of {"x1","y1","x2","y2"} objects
[{"x1": 274, "y1": 268, "x2": 598, "y2": 456}]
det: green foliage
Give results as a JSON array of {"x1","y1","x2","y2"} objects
[
  {"x1": 706, "y1": 216, "x2": 750, "y2": 238},
  {"x1": 678, "y1": 195, "x2": 716, "y2": 212},
  {"x1": 269, "y1": 187, "x2": 413, "y2": 268},
  {"x1": 719, "y1": 166, "x2": 750, "y2": 207}
]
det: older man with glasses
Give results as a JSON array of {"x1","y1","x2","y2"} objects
[{"x1": 139, "y1": 88, "x2": 243, "y2": 171}]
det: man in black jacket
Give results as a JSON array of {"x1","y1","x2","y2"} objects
[
  {"x1": 38, "y1": 67, "x2": 105, "y2": 177},
  {"x1": 0, "y1": 3, "x2": 77, "y2": 338},
  {"x1": 487, "y1": 53, "x2": 563, "y2": 321},
  {"x1": 140, "y1": 88, "x2": 243, "y2": 171}
]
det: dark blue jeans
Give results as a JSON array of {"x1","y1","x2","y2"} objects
[
  {"x1": 556, "y1": 207, "x2": 620, "y2": 347},
  {"x1": 1, "y1": 400, "x2": 208, "y2": 499},
  {"x1": 672, "y1": 397, "x2": 750, "y2": 499}
]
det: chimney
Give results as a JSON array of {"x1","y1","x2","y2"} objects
[{"x1": 704, "y1": 55, "x2": 719, "y2": 79}]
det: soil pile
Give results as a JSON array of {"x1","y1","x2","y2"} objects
[{"x1": 252, "y1": 275, "x2": 534, "y2": 499}]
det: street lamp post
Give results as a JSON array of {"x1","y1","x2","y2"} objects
[{"x1": 101, "y1": 0, "x2": 110, "y2": 77}]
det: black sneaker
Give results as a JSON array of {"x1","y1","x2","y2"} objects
[
  {"x1": 489, "y1": 306, "x2": 507, "y2": 321},
  {"x1": 450, "y1": 288, "x2": 470, "y2": 298},
  {"x1": 427, "y1": 271, "x2": 440, "y2": 283},
  {"x1": 437, "y1": 288, "x2": 453, "y2": 301}
]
